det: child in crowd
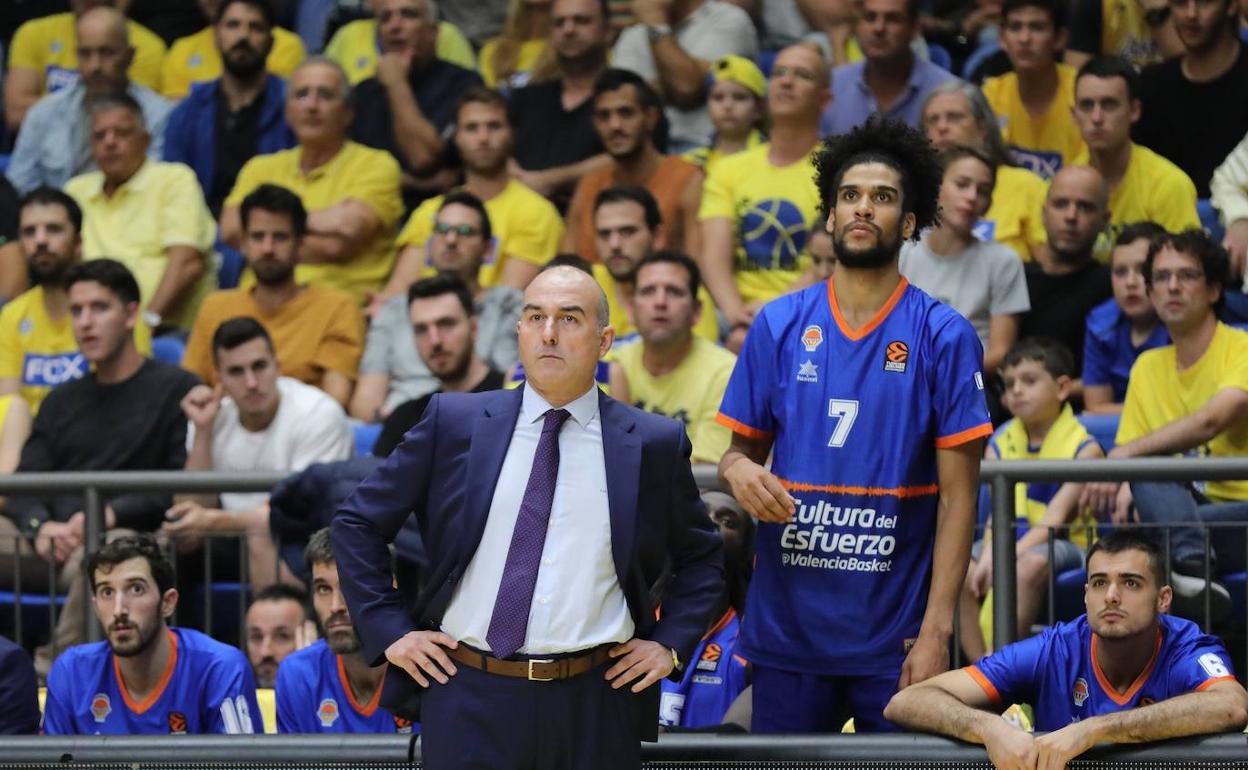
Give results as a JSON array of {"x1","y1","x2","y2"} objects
[
  {"x1": 682, "y1": 55, "x2": 766, "y2": 177},
  {"x1": 959, "y1": 337, "x2": 1103, "y2": 661}
]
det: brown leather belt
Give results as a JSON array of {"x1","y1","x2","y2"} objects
[{"x1": 447, "y1": 643, "x2": 615, "y2": 681}]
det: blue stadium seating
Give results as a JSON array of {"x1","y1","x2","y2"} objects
[
  {"x1": 0, "y1": 590, "x2": 68, "y2": 646},
  {"x1": 962, "y1": 41, "x2": 1001, "y2": 80},
  {"x1": 217, "y1": 240, "x2": 246, "y2": 290},
  {"x1": 1226, "y1": 572, "x2": 1248, "y2": 625},
  {"x1": 151, "y1": 336, "x2": 186, "y2": 366},
  {"x1": 354, "y1": 422, "x2": 382, "y2": 456},
  {"x1": 928, "y1": 43, "x2": 952, "y2": 72},
  {"x1": 1076, "y1": 413, "x2": 1120, "y2": 451},
  {"x1": 1052, "y1": 568, "x2": 1088, "y2": 622}
]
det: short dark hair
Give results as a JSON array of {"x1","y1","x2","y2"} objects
[
  {"x1": 544, "y1": 253, "x2": 594, "y2": 275},
  {"x1": 18, "y1": 186, "x2": 84, "y2": 234},
  {"x1": 439, "y1": 189, "x2": 492, "y2": 244},
  {"x1": 456, "y1": 86, "x2": 509, "y2": 122},
  {"x1": 813, "y1": 117, "x2": 942, "y2": 241},
  {"x1": 1076, "y1": 56, "x2": 1140, "y2": 101},
  {"x1": 304, "y1": 527, "x2": 335, "y2": 570},
  {"x1": 408, "y1": 272, "x2": 475, "y2": 317},
  {"x1": 1002, "y1": 336, "x2": 1076, "y2": 379},
  {"x1": 637, "y1": 250, "x2": 701, "y2": 298},
  {"x1": 1114, "y1": 220, "x2": 1168, "y2": 249},
  {"x1": 67, "y1": 259, "x2": 141, "y2": 306},
  {"x1": 85, "y1": 90, "x2": 146, "y2": 123},
  {"x1": 1001, "y1": 0, "x2": 1066, "y2": 29},
  {"x1": 240, "y1": 184, "x2": 307, "y2": 239},
  {"x1": 215, "y1": 0, "x2": 275, "y2": 26},
  {"x1": 592, "y1": 68, "x2": 662, "y2": 110},
  {"x1": 1143, "y1": 228, "x2": 1230, "y2": 312},
  {"x1": 1086, "y1": 529, "x2": 1166, "y2": 588},
  {"x1": 593, "y1": 185, "x2": 661, "y2": 231},
  {"x1": 250, "y1": 582, "x2": 308, "y2": 607},
  {"x1": 86, "y1": 533, "x2": 176, "y2": 596},
  {"x1": 211, "y1": 316, "x2": 275, "y2": 362}
]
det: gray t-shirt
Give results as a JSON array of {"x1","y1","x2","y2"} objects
[
  {"x1": 612, "y1": 0, "x2": 758, "y2": 151},
  {"x1": 360, "y1": 286, "x2": 523, "y2": 414},
  {"x1": 900, "y1": 235, "x2": 1031, "y2": 348}
]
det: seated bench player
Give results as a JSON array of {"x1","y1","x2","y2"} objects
[
  {"x1": 885, "y1": 530, "x2": 1248, "y2": 768},
  {"x1": 42, "y1": 534, "x2": 263, "y2": 734}
]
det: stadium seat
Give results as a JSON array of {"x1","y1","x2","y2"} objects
[
  {"x1": 152, "y1": 335, "x2": 186, "y2": 365},
  {"x1": 928, "y1": 43, "x2": 953, "y2": 72},
  {"x1": 1052, "y1": 568, "x2": 1087, "y2": 622},
  {"x1": 962, "y1": 41, "x2": 1001, "y2": 80},
  {"x1": 0, "y1": 590, "x2": 68, "y2": 646},
  {"x1": 185, "y1": 581, "x2": 251, "y2": 642},
  {"x1": 1077, "y1": 413, "x2": 1119, "y2": 451},
  {"x1": 1198, "y1": 198, "x2": 1225, "y2": 244},
  {"x1": 1226, "y1": 572, "x2": 1247, "y2": 625},
  {"x1": 0, "y1": 154, "x2": 10, "y2": 175},
  {"x1": 354, "y1": 422, "x2": 382, "y2": 456},
  {"x1": 755, "y1": 49, "x2": 779, "y2": 78},
  {"x1": 217, "y1": 240, "x2": 246, "y2": 290}
]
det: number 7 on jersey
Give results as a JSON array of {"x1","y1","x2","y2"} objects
[{"x1": 827, "y1": 399, "x2": 860, "y2": 448}]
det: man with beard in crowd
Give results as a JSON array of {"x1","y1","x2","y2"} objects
[{"x1": 276, "y1": 528, "x2": 415, "y2": 733}]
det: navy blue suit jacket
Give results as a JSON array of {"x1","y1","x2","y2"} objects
[
  {"x1": 0, "y1": 635, "x2": 39, "y2": 734},
  {"x1": 331, "y1": 386, "x2": 723, "y2": 738}
]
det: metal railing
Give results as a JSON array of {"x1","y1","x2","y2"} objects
[{"x1": 0, "y1": 733, "x2": 1245, "y2": 765}]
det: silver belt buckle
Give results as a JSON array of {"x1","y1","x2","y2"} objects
[{"x1": 527, "y1": 658, "x2": 555, "y2": 681}]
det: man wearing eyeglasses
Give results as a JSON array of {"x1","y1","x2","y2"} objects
[
  {"x1": 352, "y1": 192, "x2": 522, "y2": 424},
  {"x1": 1082, "y1": 229, "x2": 1248, "y2": 619}
]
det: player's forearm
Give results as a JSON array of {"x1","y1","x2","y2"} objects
[
  {"x1": 1082, "y1": 689, "x2": 1248, "y2": 744},
  {"x1": 886, "y1": 686, "x2": 1006, "y2": 744},
  {"x1": 921, "y1": 495, "x2": 975, "y2": 638}
]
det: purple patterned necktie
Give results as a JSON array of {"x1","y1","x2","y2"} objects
[{"x1": 485, "y1": 407, "x2": 571, "y2": 659}]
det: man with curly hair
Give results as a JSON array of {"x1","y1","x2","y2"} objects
[{"x1": 716, "y1": 118, "x2": 993, "y2": 732}]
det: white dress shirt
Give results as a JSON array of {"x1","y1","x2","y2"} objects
[{"x1": 440, "y1": 384, "x2": 634, "y2": 655}]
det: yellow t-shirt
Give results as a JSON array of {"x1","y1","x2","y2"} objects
[
  {"x1": 977, "y1": 165, "x2": 1048, "y2": 262},
  {"x1": 182, "y1": 285, "x2": 364, "y2": 387},
  {"x1": 396, "y1": 180, "x2": 563, "y2": 288},
  {"x1": 65, "y1": 160, "x2": 218, "y2": 330},
  {"x1": 226, "y1": 141, "x2": 404, "y2": 303},
  {"x1": 160, "y1": 26, "x2": 307, "y2": 100},
  {"x1": 983, "y1": 65, "x2": 1086, "y2": 179},
  {"x1": 1074, "y1": 143, "x2": 1201, "y2": 261},
  {"x1": 698, "y1": 143, "x2": 817, "y2": 306},
  {"x1": 591, "y1": 264, "x2": 720, "y2": 344},
  {"x1": 681, "y1": 129, "x2": 764, "y2": 180},
  {"x1": 324, "y1": 19, "x2": 475, "y2": 84},
  {"x1": 613, "y1": 337, "x2": 736, "y2": 464},
  {"x1": 7, "y1": 13, "x2": 166, "y2": 94},
  {"x1": 1118, "y1": 322, "x2": 1248, "y2": 502},
  {"x1": 478, "y1": 38, "x2": 546, "y2": 89},
  {"x1": 1100, "y1": 0, "x2": 1163, "y2": 68}
]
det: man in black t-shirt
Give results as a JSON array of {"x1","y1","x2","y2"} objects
[
  {"x1": 0, "y1": 259, "x2": 200, "y2": 666},
  {"x1": 373, "y1": 274, "x2": 505, "y2": 456},
  {"x1": 1133, "y1": 0, "x2": 1248, "y2": 199},
  {"x1": 507, "y1": 0, "x2": 610, "y2": 210},
  {"x1": 1019, "y1": 165, "x2": 1112, "y2": 384},
  {"x1": 349, "y1": 0, "x2": 483, "y2": 208}
]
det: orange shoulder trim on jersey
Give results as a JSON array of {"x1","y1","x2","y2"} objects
[
  {"x1": 716, "y1": 412, "x2": 773, "y2": 440},
  {"x1": 827, "y1": 276, "x2": 909, "y2": 342},
  {"x1": 777, "y1": 476, "x2": 940, "y2": 499},
  {"x1": 116, "y1": 629, "x2": 178, "y2": 715},
  {"x1": 964, "y1": 665, "x2": 1002, "y2": 705},
  {"x1": 935, "y1": 422, "x2": 994, "y2": 449},
  {"x1": 1195, "y1": 676, "x2": 1238, "y2": 692}
]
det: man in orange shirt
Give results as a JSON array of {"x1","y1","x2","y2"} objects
[
  {"x1": 561, "y1": 69, "x2": 702, "y2": 263},
  {"x1": 182, "y1": 184, "x2": 363, "y2": 408}
]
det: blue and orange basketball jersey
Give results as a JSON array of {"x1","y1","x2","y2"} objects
[
  {"x1": 660, "y1": 609, "x2": 748, "y2": 728},
  {"x1": 718, "y1": 278, "x2": 991, "y2": 675},
  {"x1": 275, "y1": 640, "x2": 416, "y2": 734}
]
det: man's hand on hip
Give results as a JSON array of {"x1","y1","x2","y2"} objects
[
  {"x1": 386, "y1": 630, "x2": 459, "y2": 687},
  {"x1": 606, "y1": 639, "x2": 674, "y2": 692}
]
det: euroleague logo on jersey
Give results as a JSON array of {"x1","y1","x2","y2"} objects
[
  {"x1": 168, "y1": 711, "x2": 188, "y2": 734},
  {"x1": 883, "y1": 340, "x2": 909, "y2": 373}
]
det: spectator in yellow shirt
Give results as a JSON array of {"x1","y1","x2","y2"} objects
[
  {"x1": 923, "y1": 81, "x2": 1049, "y2": 263},
  {"x1": 220, "y1": 57, "x2": 404, "y2": 304},
  {"x1": 4, "y1": 0, "x2": 166, "y2": 132},
  {"x1": 161, "y1": 0, "x2": 308, "y2": 100},
  {"x1": 1071, "y1": 57, "x2": 1200, "y2": 258},
  {"x1": 479, "y1": 0, "x2": 552, "y2": 90},
  {"x1": 64, "y1": 92, "x2": 217, "y2": 332},
  {"x1": 183, "y1": 184, "x2": 364, "y2": 409},
  {"x1": 608, "y1": 252, "x2": 736, "y2": 465},
  {"x1": 982, "y1": 0, "x2": 1086, "y2": 179}
]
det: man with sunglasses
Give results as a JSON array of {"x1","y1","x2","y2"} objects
[{"x1": 1082, "y1": 229, "x2": 1248, "y2": 618}]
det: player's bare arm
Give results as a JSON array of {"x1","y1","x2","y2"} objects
[
  {"x1": 902, "y1": 439, "x2": 983, "y2": 687},
  {"x1": 719, "y1": 431, "x2": 795, "y2": 523},
  {"x1": 884, "y1": 669, "x2": 1037, "y2": 770}
]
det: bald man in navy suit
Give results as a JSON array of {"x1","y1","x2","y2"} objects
[{"x1": 331, "y1": 265, "x2": 723, "y2": 769}]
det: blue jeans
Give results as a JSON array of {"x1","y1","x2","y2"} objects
[{"x1": 1131, "y1": 481, "x2": 1248, "y2": 574}]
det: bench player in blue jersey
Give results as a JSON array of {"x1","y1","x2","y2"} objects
[
  {"x1": 42, "y1": 534, "x2": 263, "y2": 734},
  {"x1": 717, "y1": 118, "x2": 993, "y2": 732},
  {"x1": 886, "y1": 530, "x2": 1248, "y2": 769},
  {"x1": 275, "y1": 528, "x2": 415, "y2": 733}
]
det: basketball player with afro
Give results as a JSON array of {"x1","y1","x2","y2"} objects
[{"x1": 716, "y1": 118, "x2": 993, "y2": 732}]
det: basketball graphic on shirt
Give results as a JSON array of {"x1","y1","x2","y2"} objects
[{"x1": 739, "y1": 198, "x2": 808, "y2": 271}]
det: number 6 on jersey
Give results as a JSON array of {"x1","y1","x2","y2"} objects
[{"x1": 827, "y1": 399, "x2": 860, "y2": 448}]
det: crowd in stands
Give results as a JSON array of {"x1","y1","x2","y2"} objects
[{"x1": 0, "y1": 0, "x2": 1246, "y2": 745}]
